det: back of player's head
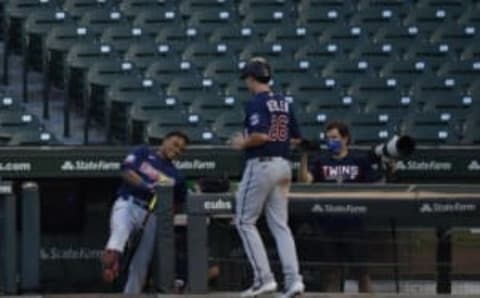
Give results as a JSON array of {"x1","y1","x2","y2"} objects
[
  {"x1": 240, "y1": 57, "x2": 271, "y2": 84},
  {"x1": 164, "y1": 130, "x2": 190, "y2": 145}
]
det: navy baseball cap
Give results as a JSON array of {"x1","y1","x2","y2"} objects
[{"x1": 240, "y1": 57, "x2": 271, "y2": 83}]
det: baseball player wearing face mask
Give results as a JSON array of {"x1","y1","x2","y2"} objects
[
  {"x1": 230, "y1": 57, "x2": 305, "y2": 298},
  {"x1": 101, "y1": 131, "x2": 189, "y2": 294},
  {"x1": 299, "y1": 121, "x2": 379, "y2": 293}
]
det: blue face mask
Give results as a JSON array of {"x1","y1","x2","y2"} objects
[{"x1": 326, "y1": 139, "x2": 342, "y2": 155}]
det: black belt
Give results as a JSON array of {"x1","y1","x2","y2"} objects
[
  {"x1": 257, "y1": 156, "x2": 281, "y2": 162},
  {"x1": 122, "y1": 196, "x2": 149, "y2": 210}
]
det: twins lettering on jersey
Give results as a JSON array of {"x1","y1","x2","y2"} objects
[{"x1": 322, "y1": 165, "x2": 359, "y2": 181}]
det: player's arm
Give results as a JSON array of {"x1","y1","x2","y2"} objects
[
  {"x1": 232, "y1": 132, "x2": 271, "y2": 150},
  {"x1": 298, "y1": 152, "x2": 313, "y2": 183},
  {"x1": 120, "y1": 146, "x2": 155, "y2": 192}
]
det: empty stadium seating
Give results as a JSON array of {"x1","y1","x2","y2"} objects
[{"x1": 2, "y1": 0, "x2": 480, "y2": 146}]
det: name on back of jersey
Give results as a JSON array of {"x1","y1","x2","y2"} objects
[{"x1": 266, "y1": 99, "x2": 289, "y2": 113}]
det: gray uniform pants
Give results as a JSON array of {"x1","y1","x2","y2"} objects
[
  {"x1": 235, "y1": 157, "x2": 302, "y2": 289},
  {"x1": 106, "y1": 197, "x2": 157, "y2": 294}
]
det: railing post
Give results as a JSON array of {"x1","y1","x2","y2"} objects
[{"x1": 21, "y1": 182, "x2": 40, "y2": 292}]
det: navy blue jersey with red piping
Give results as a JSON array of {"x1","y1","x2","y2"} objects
[
  {"x1": 117, "y1": 145, "x2": 187, "y2": 203},
  {"x1": 309, "y1": 150, "x2": 378, "y2": 183},
  {"x1": 244, "y1": 91, "x2": 301, "y2": 160}
]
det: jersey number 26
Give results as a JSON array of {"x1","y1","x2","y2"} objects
[{"x1": 269, "y1": 114, "x2": 288, "y2": 142}]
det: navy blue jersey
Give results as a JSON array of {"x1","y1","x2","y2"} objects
[
  {"x1": 244, "y1": 91, "x2": 301, "y2": 159},
  {"x1": 117, "y1": 145, "x2": 187, "y2": 204},
  {"x1": 309, "y1": 150, "x2": 378, "y2": 183}
]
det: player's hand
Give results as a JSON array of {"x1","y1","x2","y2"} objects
[{"x1": 229, "y1": 132, "x2": 245, "y2": 150}]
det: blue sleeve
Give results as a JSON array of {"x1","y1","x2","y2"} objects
[
  {"x1": 121, "y1": 145, "x2": 149, "y2": 172},
  {"x1": 246, "y1": 101, "x2": 270, "y2": 134},
  {"x1": 289, "y1": 104, "x2": 301, "y2": 139}
]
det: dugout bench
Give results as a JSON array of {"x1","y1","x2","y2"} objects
[{"x1": 186, "y1": 184, "x2": 480, "y2": 294}]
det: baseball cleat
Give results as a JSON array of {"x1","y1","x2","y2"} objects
[
  {"x1": 280, "y1": 280, "x2": 305, "y2": 298},
  {"x1": 241, "y1": 280, "x2": 278, "y2": 297}
]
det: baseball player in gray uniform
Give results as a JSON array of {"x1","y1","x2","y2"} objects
[{"x1": 230, "y1": 57, "x2": 305, "y2": 298}]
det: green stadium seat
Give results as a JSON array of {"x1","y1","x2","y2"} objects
[
  {"x1": 347, "y1": 77, "x2": 402, "y2": 110},
  {"x1": 403, "y1": 7, "x2": 456, "y2": 37},
  {"x1": 294, "y1": 41, "x2": 346, "y2": 74},
  {"x1": 373, "y1": 24, "x2": 424, "y2": 55},
  {"x1": 296, "y1": 9, "x2": 345, "y2": 37},
  {"x1": 416, "y1": 0, "x2": 469, "y2": 19},
  {"x1": 187, "y1": 9, "x2": 238, "y2": 38},
  {"x1": 45, "y1": 25, "x2": 95, "y2": 90},
  {"x1": 287, "y1": 77, "x2": 344, "y2": 109},
  {"x1": 239, "y1": 41, "x2": 292, "y2": 66},
  {"x1": 349, "y1": 125, "x2": 394, "y2": 145},
  {"x1": 350, "y1": 7, "x2": 402, "y2": 37},
  {"x1": 22, "y1": 10, "x2": 74, "y2": 103},
  {"x1": 401, "y1": 111, "x2": 459, "y2": 145},
  {"x1": 0, "y1": 95, "x2": 24, "y2": 113},
  {"x1": 182, "y1": 41, "x2": 233, "y2": 71},
  {"x1": 429, "y1": 24, "x2": 478, "y2": 55},
  {"x1": 212, "y1": 110, "x2": 244, "y2": 142},
  {"x1": 458, "y1": 6, "x2": 480, "y2": 26},
  {"x1": 437, "y1": 60, "x2": 480, "y2": 90},
  {"x1": 404, "y1": 43, "x2": 455, "y2": 71},
  {"x1": 78, "y1": 8, "x2": 128, "y2": 37},
  {"x1": 63, "y1": 0, "x2": 115, "y2": 20},
  {"x1": 462, "y1": 109, "x2": 480, "y2": 144},
  {"x1": 224, "y1": 80, "x2": 250, "y2": 101},
  {"x1": 65, "y1": 42, "x2": 120, "y2": 108},
  {"x1": 422, "y1": 92, "x2": 473, "y2": 121},
  {"x1": 7, "y1": 130, "x2": 61, "y2": 146},
  {"x1": 3, "y1": 0, "x2": 58, "y2": 84},
  {"x1": 188, "y1": 94, "x2": 239, "y2": 124},
  {"x1": 132, "y1": 10, "x2": 180, "y2": 39},
  {"x1": 166, "y1": 75, "x2": 221, "y2": 106},
  {"x1": 203, "y1": 58, "x2": 239, "y2": 88},
  {"x1": 363, "y1": 95, "x2": 414, "y2": 115},
  {"x1": 180, "y1": 0, "x2": 233, "y2": 19},
  {"x1": 410, "y1": 75, "x2": 462, "y2": 111},
  {"x1": 461, "y1": 43, "x2": 480, "y2": 60},
  {"x1": 379, "y1": 59, "x2": 433, "y2": 92},
  {"x1": 318, "y1": 24, "x2": 368, "y2": 54},
  {"x1": 264, "y1": 25, "x2": 314, "y2": 54},
  {"x1": 242, "y1": 10, "x2": 293, "y2": 38},
  {"x1": 209, "y1": 25, "x2": 260, "y2": 55},
  {"x1": 304, "y1": 93, "x2": 356, "y2": 114},
  {"x1": 119, "y1": 0, "x2": 175, "y2": 21},
  {"x1": 269, "y1": 58, "x2": 314, "y2": 91},
  {"x1": 349, "y1": 41, "x2": 399, "y2": 71},
  {"x1": 346, "y1": 111, "x2": 399, "y2": 129},
  {"x1": 238, "y1": 0, "x2": 294, "y2": 18},
  {"x1": 321, "y1": 59, "x2": 376, "y2": 89},
  {"x1": 155, "y1": 25, "x2": 202, "y2": 55},
  {"x1": 297, "y1": 0, "x2": 354, "y2": 16},
  {"x1": 0, "y1": 111, "x2": 42, "y2": 144},
  {"x1": 100, "y1": 24, "x2": 150, "y2": 56},
  {"x1": 124, "y1": 41, "x2": 179, "y2": 72},
  {"x1": 144, "y1": 59, "x2": 199, "y2": 89},
  {"x1": 146, "y1": 123, "x2": 217, "y2": 145},
  {"x1": 299, "y1": 124, "x2": 325, "y2": 143},
  {"x1": 128, "y1": 95, "x2": 185, "y2": 144},
  {"x1": 105, "y1": 77, "x2": 162, "y2": 143},
  {"x1": 4, "y1": 0, "x2": 57, "y2": 55},
  {"x1": 85, "y1": 60, "x2": 141, "y2": 125},
  {"x1": 357, "y1": 0, "x2": 411, "y2": 14}
]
